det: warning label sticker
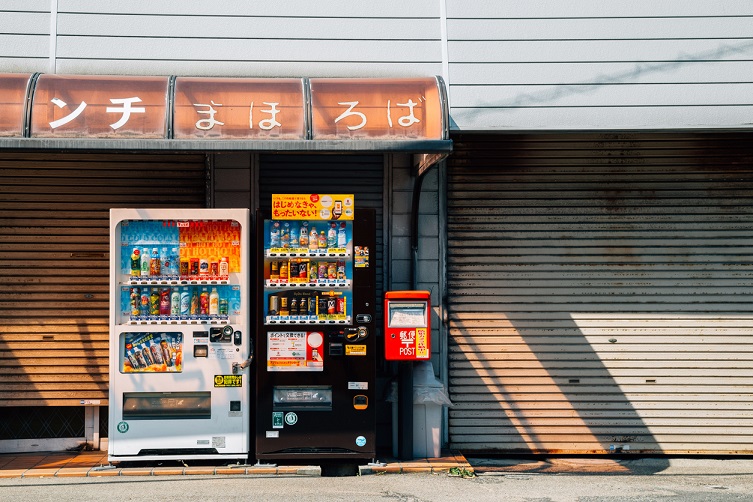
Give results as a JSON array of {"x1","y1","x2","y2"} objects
[{"x1": 214, "y1": 375, "x2": 243, "y2": 387}]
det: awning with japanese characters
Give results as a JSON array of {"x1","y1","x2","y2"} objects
[{"x1": 0, "y1": 74, "x2": 448, "y2": 145}]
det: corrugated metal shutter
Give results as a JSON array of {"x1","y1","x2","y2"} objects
[
  {"x1": 259, "y1": 153, "x2": 385, "y2": 312},
  {"x1": 447, "y1": 132, "x2": 753, "y2": 455},
  {"x1": 0, "y1": 152, "x2": 207, "y2": 406}
]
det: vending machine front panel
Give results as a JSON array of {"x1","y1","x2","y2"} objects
[
  {"x1": 255, "y1": 205, "x2": 376, "y2": 462},
  {"x1": 108, "y1": 209, "x2": 251, "y2": 462}
]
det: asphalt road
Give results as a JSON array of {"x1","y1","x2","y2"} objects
[{"x1": 2, "y1": 469, "x2": 753, "y2": 502}]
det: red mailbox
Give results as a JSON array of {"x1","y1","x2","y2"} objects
[{"x1": 384, "y1": 291, "x2": 431, "y2": 361}]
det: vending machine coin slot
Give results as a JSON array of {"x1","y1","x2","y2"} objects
[
  {"x1": 356, "y1": 314, "x2": 372, "y2": 324},
  {"x1": 233, "y1": 330, "x2": 242, "y2": 346}
]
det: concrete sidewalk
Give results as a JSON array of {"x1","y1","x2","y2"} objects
[{"x1": 0, "y1": 450, "x2": 472, "y2": 478}]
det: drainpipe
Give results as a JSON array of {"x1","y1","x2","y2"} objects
[{"x1": 398, "y1": 153, "x2": 448, "y2": 460}]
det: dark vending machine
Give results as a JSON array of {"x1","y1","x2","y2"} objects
[{"x1": 255, "y1": 195, "x2": 376, "y2": 464}]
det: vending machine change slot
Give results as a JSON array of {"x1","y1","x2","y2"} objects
[
  {"x1": 273, "y1": 386, "x2": 333, "y2": 411},
  {"x1": 123, "y1": 392, "x2": 211, "y2": 420}
]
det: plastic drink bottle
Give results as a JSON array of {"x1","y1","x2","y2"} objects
[
  {"x1": 209, "y1": 287, "x2": 219, "y2": 315},
  {"x1": 150, "y1": 248, "x2": 161, "y2": 276},
  {"x1": 140, "y1": 248, "x2": 150, "y2": 276},
  {"x1": 309, "y1": 227, "x2": 318, "y2": 250},
  {"x1": 170, "y1": 288, "x2": 180, "y2": 316},
  {"x1": 327, "y1": 222, "x2": 337, "y2": 247},
  {"x1": 270, "y1": 221, "x2": 280, "y2": 247},
  {"x1": 130, "y1": 248, "x2": 141, "y2": 276},
  {"x1": 338, "y1": 222, "x2": 347, "y2": 247},
  {"x1": 180, "y1": 287, "x2": 190, "y2": 316},
  {"x1": 299, "y1": 222, "x2": 309, "y2": 246},
  {"x1": 318, "y1": 231, "x2": 327, "y2": 249}
]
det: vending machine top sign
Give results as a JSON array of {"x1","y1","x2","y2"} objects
[{"x1": 272, "y1": 193, "x2": 354, "y2": 221}]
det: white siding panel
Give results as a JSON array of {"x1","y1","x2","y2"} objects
[
  {"x1": 2, "y1": 1, "x2": 49, "y2": 12},
  {"x1": 56, "y1": 37, "x2": 440, "y2": 62},
  {"x1": 449, "y1": 40, "x2": 753, "y2": 63},
  {"x1": 54, "y1": 60, "x2": 443, "y2": 79},
  {"x1": 449, "y1": 106, "x2": 753, "y2": 131},
  {"x1": 0, "y1": 11, "x2": 50, "y2": 35},
  {"x1": 446, "y1": 1, "x2": 753, "y2": 18},
  {"x1": 449, "y1": 61, "x2": 753, "y2": 86},
  {"x1": 0, "y1": 34, "x2": 49, "y2": 59},
  {"x1": 450, "y1": 83, "x2": 753, "y2": 108},
  {"x1": 448, "y1": 17, "x2": 753, "y2": 41},
  {"x1": 59, "y1": 0, "x2": 439, "y2": 17},
  {"x1": 58, "y1": 14, "x2": 440, "y2": 40},
  {"x1": 447, "y1": 133, "x2": 753, "y2": 454}
]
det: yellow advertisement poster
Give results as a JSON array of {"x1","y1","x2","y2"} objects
[{"x1": 272, "y1": 194, "x2": 354, "y2": 220}]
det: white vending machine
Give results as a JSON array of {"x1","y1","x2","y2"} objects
[{"x1": 108, "y1": 208, "x2": 251, "y2": 462}]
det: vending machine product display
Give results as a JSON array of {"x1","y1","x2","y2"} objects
[
  {"x1": 109, "y1": 208, "x2": 250, "y2": 462},
  {"x1": 256, "y1": 194, "x2": 376, "y2": 463}
]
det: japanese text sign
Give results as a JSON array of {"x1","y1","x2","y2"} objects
[
  {"x1": 30, "y1": 75, "x2": 169, "y2": 138},
  {"x1": 0, "y1": 74, "x2": 31, "y2": 137},
  {"x1": 272, "y1": 193, "x2": 354, "y2": 220},
  {"x1": 310, "y1": 77, "x2": 444, "y2": 140},
  {"x1": 173, "y1": 77, "x2": 305, "y2": 139}
]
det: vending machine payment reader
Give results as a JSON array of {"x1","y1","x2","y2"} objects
[{"x1": 384, "y1": 291, "x2": 431, "y2": 361}]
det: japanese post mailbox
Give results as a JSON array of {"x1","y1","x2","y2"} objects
[{"x1": 384, "y1": 291, "x2": 431, "y2": 361}]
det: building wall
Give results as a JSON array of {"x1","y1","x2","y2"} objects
[
  {"x1": 0, "y1": 1, "x2": 51, "y2": 72},
  {"x1": 445, "y1": 1, "x2": 753, "y2": 130},
  {"x1": 52, "y1": 1, "x2": 443, "y2": 77},
  {"x1": 4, "y1": 2, "x2": 751, "y2": 129}
]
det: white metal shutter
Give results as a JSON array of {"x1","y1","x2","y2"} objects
[
  {"x1": 447, "y1": 133, "x2": 753, "y2": 454},
  {"x1": 0, "y1": 152, "x2": 207, "y2": 406}
]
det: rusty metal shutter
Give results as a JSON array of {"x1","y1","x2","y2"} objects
[
  {"x1": 447, "y1": 132, "x2": 753, "y2": 455},
  {"x1": 0, "y1": 152, "x2": 207, "y2": 406}
]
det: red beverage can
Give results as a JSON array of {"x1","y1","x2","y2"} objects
[
  {"x1": 190, "y1": 258, "x2": 199, "y2": 276},
  {"x1": 336, "y1": 297, "x2": 345, "y2": 315}
]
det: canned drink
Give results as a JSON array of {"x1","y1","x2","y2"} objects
[
  {"x1": 199, "y1": 258, "x2": 209, "y2": 275},
  {"x1": 219, "y1": 298, "x2": 228, "y2": 316},
  {"x1": 268, "y1": 294, "x2": 279, "y2": 315},
  {"x1": 279, "y1": 296, "x2": 289, "y2": 316},
  {"x1": 299, "y1": 296, "x2": 308, "y2": 316},
  {"x1": 336, "y1": 296, "x2": 346, "y2": 315},
  {"x1": 327, "y1": 297, "x2": 336, "y2": 315},
  {"x1": 270, "y1": 261, "x2": 280, "y2": 280},
  {"x1": 327, "y1": 262, "x2": 336, "y2": 279},
  {"x1": 309, "y1": 261, "x2": 318, "y2": 282},
  {"x1": 315, "y1": 296, "x2": 324, "y2": 316},
  {"x1": 210, "y1": 261, "x2": 219, "y2": 276},
  {"x1": 290, "y1": 297, "x2": 298, "y2": 316},
  {"x1": 179, "y1": 259, "x2": 189, "y2": 277},
  {"x1": 149, "y1": 288, "x2": 160, "y2": 316},
  {"x1": 133, "y1": 349, "x2": 147, "y2": 368},
  {"x1": 337, "y1": 260, "x2": 346, "y2": 280},
  {"x1": 130, "y1": 287, "x2": 140, "y2": 317},
  {"x1": 141, "y1": 344, "x2": 155, "y2": 366},
  {"x1": 190, "y1": 258, "x2": 200, "y2": 276},
  {"x1": 309, "y1": 294, "x2": 318, "y2": 315},
  {"x1": 318, "y1": 263, "x2": 328, "y2": 280},
  {"x1": 298, "y1": 260, "x2": 308, "y2": 279}
]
